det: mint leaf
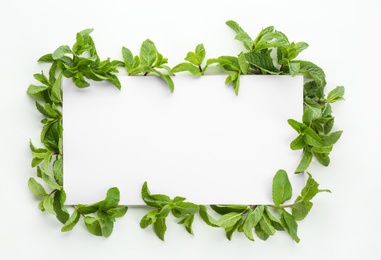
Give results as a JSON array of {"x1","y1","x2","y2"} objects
[
  {"x1": 327, "y1": 86, "x2": 345, "y2": 103},
  {"x1": 28, "y1": 177, "x2": 47, "y2": 196},
  {"x1": 140, "y1": 210, "x2": 158, "y2": 228},
  {"x1": 290, "y1": 134, "x2": 305, "y2": 150},
  {"x1": 292, "y1": 199, "x2": 313, "y2": 221},
  {"x1": 226, "y1": 20, "x2": 253, "y2": 50},
  {"x1": 50, "y1": 73, "x2": 62, "y2": 104},
  {"x1": 177, "y1": 215, "x2": 195, "y2": 235},
  {"x1": 272, "y1": 170, "x2": 292, "y2": 205},
  {"x1": 199, "y1": 205, "x2": 219, "y2": 227},
  {"x1": 61, "y1": 209, "x2": 80, "y2": 232},
  {"x1": 216, "y1": 212, "x2": 242, "y2": 229},
  {"x1": 280, "y1": 209, "x2": 300, "y2": 243},
  {"x1": 52, "y1": 45, "x2": 72, "y2": 60},
  {"x1": 210, "y1": 204, "x2": 247, "y2": 215},
  {"x1": 154, "y1": 217, "x2": 167, "y2": 241},
  {"x1": 84, "y1": 217, "x2": 102, "y2": 236},
  {"x1": 171, "y1": 63, "x2": 202, "y2": 76},
  {"x1": 244, "y1": 52, "x2": 280, "y2": 74},
  {"x1": 100, "y1": 187, "x2": 120, "y2": 211},
  {"x1": 122, "y1": 46, "x2": 133, "y2": 71},
  {"x1": 53, "y1": 190, "x2": 69, "y2": 224},
  {"x1": 259, "y1": 213, "x2": 276, "y2": 236},
  {"x1": 301, "y1": 173, "x2": 331, "y2": 201},
  {"x1": 295, "y1": 149, "x2": 313, "y2": 173},
  {"x1": 140, "y1": 39, "x2": 157, "y2": 67},
  {"x1": 107, "y1": 206, "x2": 128, "y2": 218},
  {"x1": 171, "y1": 201, "x2": 199, "y2": 218}
]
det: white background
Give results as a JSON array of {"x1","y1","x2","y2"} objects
[{"x1": 0, "y1": 0, "x2": 379, "y2": 259}]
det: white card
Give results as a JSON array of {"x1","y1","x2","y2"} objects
[{"x1": 63, "y1": 75, "x2": 304, "y2": 205}]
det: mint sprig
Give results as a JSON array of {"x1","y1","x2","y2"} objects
[
  {"x1": 122, "y1": 39, "x2": 174, "y2": 92},
  {"x1": 140, "y1": 182, "x2": 199, "y2": 240}
]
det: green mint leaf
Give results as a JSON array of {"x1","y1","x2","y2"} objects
[
  {"x1": 327, "y1": 86, "x2": 345, "y2": 103},
  {"x1": 27, "y1": 85, "x2": 49, "y2": 96},
  {"x1": 226, "y1": 20, "x2": 253, "y2": 50},
  {"x1": 84, "y1": 217, "x2": 102, "y2": 236},
  {"x1": 171, "y1": 62, "x2": 202, "y2": 76},
  {"x1": 295, "y1": 149, "x2": 313, "y2": 173},
  {"x1": 259, "y1": 213, "x2": 276, "y2": 236},
  {"x1": 303, "y1": 126, "x2": 323, "y2": 147},
  {"x1": 107, "y1": 206, "x2": 128, "y2": 218},
  {"x1": 61, "y1": 209, "x2": 80, "y2": 232},
  {"x1": 322, "y1": 130, "x2": 343, "y2": 146},
  {"x1": 122, "y1": 46, "x2": 133, "y2": 71},
  {"x1": 253, "y1": 31, "x2": 289, "y2": 52},
  {"x1": 255, "y1": 224, "x2": 270, "y2": 241},
  {"x1": 210, "y1": 204, "x2": 247, "y2": 215},
  {"x1": 195, "y1": 44, "x2": 206, "y2": 64},
  {"x1": 280, "y1": 209, "x2": 300, "y2": 243},
  {"x1": 232, "y1": 75, "x2": 240, "y2": 96},
  {"x1": 226, "y1": 20, "x2": 245, "y2": 33},
  {"x1": 157, "y1": 204, "x2": 171, "y2": 218},
  {"x1": 72, "y1": 73, "x2": 90, "y2": 88},
  {"x1": 292, "y1": 199, "x2": 313, "y2": 221},
  {"x1": 38, "y1": 54, "x2": 54, "y2": 63},
  {"x1": 288, "y1": 61, "x2": 300, "y2": 76},
  {"x1": 301, "y1": 173, "x2": 331, "y2": 201},
  {"x1": 76, "y1": 204, "x2": 99, "y2": 214},
  {"x1": 264, "y1": 207, "x2": 284, "y2": 231},
  {"x1": 141, "y1": 182, "x2": 171, "y2": 208},
  {"x1": 225, "y1": 71, "x2": 239, "y2": 85},
  {"x1": 185, "y1": 51, "x2": 201, "y2": 65},
  {"x1": 52, "y1": 45, "x2": 73, "y2": 60},
  {"x1": 34, "y1": 72, "x2": 50, "y2": 86},
  {"x1": 199, "y1": 205, "x2": 219, "y2": 227},
  {"x1": 154, "y1": 217, "x2": 167, "y2": 241},
  {"x1": 177, "y1": 215, "x2": 195, "y2": 235},
  {"x1": 100, "y1": 187, "x2": 120, "y2": 211},
  {"x1": 272, "y1": 170, "x2": 292, "y2": 206},
  {"x1": 171, "y1": 201, "x2": 199, "y2": 218},
  {"x1": 98, "y1": 212, "x2": 114, "y2": 237},
  {"x1": 311, "y1": 146, "x2": 333, "y2": 154},
  {"x1": 42, "y1": 121, "x2": 61, "y2": 153},
  {"x1": 238, "y1": 52, "x2": 249, "y2": 74},
  {"x1": 324, "y1": 117, "x2": 334, "y2": 134},
  {"x1": 53, "y1": 190, "x2": 69, "y2": 224},
  {"x1": 42, "y1": 194, "x2": 56, "y2": 215},
  {"x1": 314, "y1": 152, "x2": 330, "y2": 166},
  {"x1": 50, "y1": 73, "x2": 62, "y2": 104},
  {"x1": 287, "y1": 42, "x2": 309, "y2": 60},
  {"x1": 28, "y1": 177, "x2": 47, "y2": 196},
  {"x1": 216, "y1": 212, "x2": 242, "y2": 229},
  {"x1": 53, "y1": 155, "x2": 63, "y2": 186},
  {"x1": 225, "y1": 219, "x2": 241, "y2": 240},
  {"x1": 154, "y1": 69, "x2": 175, "y2": 93},
  {"x1": 245, "y1": 52, "x2": 280, "y2": 74},
  {"x1": 290, "y1": 134, "x2": 305, "y2": 150},
  {"x1": 297, "y1": 60, "x2": 326, "y2": 88},
  {"x1": 288, "y1": 119, "x2": 304, "y2": 133},
  {"x1": 140, "y1": 39, "x2": 157, "y2": 67},
  {"x1": 242, "y1": 208, "x2": 255, "y2": 241},
  {"x1": 140, "y1": 210, "x2": 158, "y2": 228}
]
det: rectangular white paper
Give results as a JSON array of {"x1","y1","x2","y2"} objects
[{"x1": 63, "y1": 75, "x2": 304, "y2": 205}]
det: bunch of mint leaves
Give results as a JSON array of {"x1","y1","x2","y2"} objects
[{"x1": 27, "y1": 20, "x2": 344, "y2": 240}]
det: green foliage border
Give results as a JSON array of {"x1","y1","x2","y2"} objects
[{"x1": 27, "y1": 20, "x2": 344, "y2": 241}]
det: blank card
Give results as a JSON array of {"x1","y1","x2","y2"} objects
[{"x1": 63, "y1": 75, "x2": 304, "y2": 205}]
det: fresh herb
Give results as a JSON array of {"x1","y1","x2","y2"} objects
[
  {"x1": 122, "y1": 39, "x2": 174, "y2": 92},
  {"x1": 140, "y1": 182, "x2": 199, "y2": 240},
  {"x1": 27, "y1": 20, "x2": 344, "y2": 240}
]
